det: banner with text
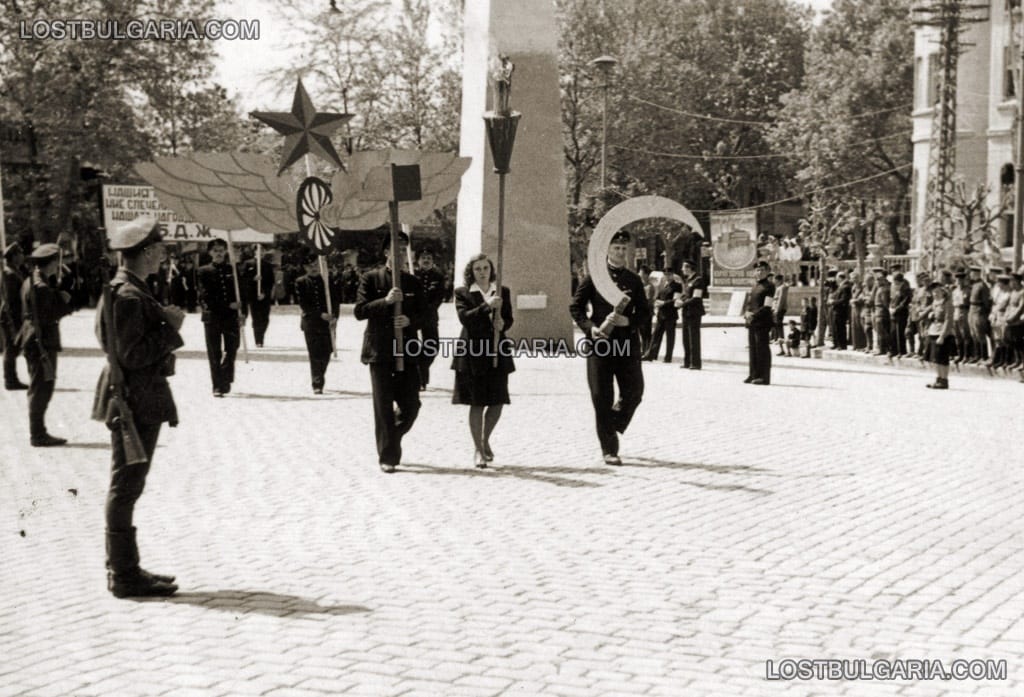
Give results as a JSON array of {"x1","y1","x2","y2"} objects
[
  {"x1": 709, "y1": 210, "x2": 758, "y2": 287},
  {"x1": 102, "y1": 184, "x2": 277, "y2": 244}
]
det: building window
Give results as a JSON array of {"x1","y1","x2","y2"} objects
[
  {"x1": 1001, "y1": 164, "x2": 1015, "y2": 248},
  {"x1": 1005, "y1": 45, "x2": 1017, "y2": 99},
  {"x1": 1002, "y1": 215, "x2": 1014, "y2": 248},
  {"x1": 927, "y1": 53, "x2": 941, "y2": 106}
]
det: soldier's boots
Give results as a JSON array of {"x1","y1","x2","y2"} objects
[
  {"x1": 31, "y1": 433, "x2": 67, "y2": 447},
  {"x1": 106, "y1": 528, "x2": 177, "y2": 598}
]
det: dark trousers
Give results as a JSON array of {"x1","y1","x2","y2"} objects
[
  {"x1": 747, "y1": 325, "x2": 772, "y2": 383},
  {"x1": 645, "y1": 317, "x2": 676, "y2": 361},
  {"x1": 681, "y1": 315, "x2": 702, "y2": 368},
  {"x1": 851, "y1": 306, "x2": 866, "y2": 350},
  {"x1": 954, "y1": 315, "x2": 971, "y2": 360},
  {"x1": 2, "y1": 322, "x2": 21, "y2": 384},
  {"x1": 969, "y1": 311, "x2": 990, "y2": 360},
  {"x1": 203, "y1": 318, "x2": 240, "y2": 391},
  {"x1": 304, "y1": 330, "x2": 332, "y2": 389},
  {"x1": 890, "y1": 311, "x2": 908, "y2": 356},
  {"x1": 831, "y1": 306, "x2": 849, "y2": 349},
  {"x1": 639, "y1": 318, "x2": 652, "y2": 356},
  {"x1": 418, "y1": 319, "x2": 440, "y2": 388},
  {"x1": 26, "y1": 352, "x2": 56, "y2": 438},
  {"x1": 105, "y1": 422, "x2": 161, "y2": 532},
  {"x1": 250, "y1": 300, "x2": 271, "y2": 345},
  {"x1": 369, "y1": 363, "x2": 422, "y2": 465},
  {"x1": 906, "y1": 318, "x2": 920, "y2": 355},
  {"x1": 586, "y1": 355, "x2": 644, "y2": 456}
]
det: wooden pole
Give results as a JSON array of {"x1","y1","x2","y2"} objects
[
  {"x1": 389, "y1": 198, "x2": 404, "y2": 372},
  {"x1": 226, "y1": 230, "x2": 249, "y2": 363},
  {"x1": 0, "y1": 163, "x2": 6, "y2": 257},
  {"x1": 493, "y1": 172, "x2": 506, "y2": 368},
  {"x1": 318, "y1": 254, "x2": 337, "y2": 356}
]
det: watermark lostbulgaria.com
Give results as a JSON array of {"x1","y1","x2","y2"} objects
[
  {"x1": 765, "y1": 658, "x2": 1007, "y2": 681},
  {"x1": 400, "y1": 337, "x2": 633, "y2": 359},
  {"x1": 19, "y1": 19, "x2": 259, "y2": 41}
]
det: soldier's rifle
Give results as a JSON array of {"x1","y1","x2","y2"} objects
[{"x1": 98, "y1": 246, "x2": 149, "y2": 466}]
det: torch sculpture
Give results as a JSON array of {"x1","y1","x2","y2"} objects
[{"x1": 484, "y1": 54, "x2": 520, "y2": 367}]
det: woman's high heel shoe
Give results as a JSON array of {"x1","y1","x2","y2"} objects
[
  {"x1": 474, "y1": 450, "x2": 488, "y2": 469},
  {"x1": 481, "y1": 441, "x2": 494, "y2": 462}
]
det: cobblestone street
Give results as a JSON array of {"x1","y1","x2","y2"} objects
[{"x1": 1, "y1": 306, "x2": 1022, "y2": 696}]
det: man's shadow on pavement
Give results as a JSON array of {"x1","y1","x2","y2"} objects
[
  {"x1": 154, "y1": 590, "x2": 371, "y2": 618},
  {"x1": 231, "y1": 390, "x2": 372, "y2": 402},
  {"x1": 398, "y1": 463, "x2": 607, "y2": 489},
  {"x1": 621, "y1": 456, "x2": 775, "y2": 496}
]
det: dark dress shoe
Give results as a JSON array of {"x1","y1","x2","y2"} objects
[
  {"x1": 743, "y1": 377, "x2": 754, "y2": 384},
  {"x1": 222, "y1": 383, "x2": 231, "y2": 395},
  {"x1": 31, "y1": 434, "x2": 67, "y2": 447},
  {"x1": 926, "y1": 380, "x2": 948, "y2": 390},
  {"x1": 750, "y1": 378, "x2": 767, "y2": 385},
  {"x1": 379, "y1": 462, "x2": 396, "y2": 473},
  {"x1": 313, "y1": 387, "x2": 323, "y2": 395},
  {"x1": 603, "y1": 454, "x2": 622, "y2": 466},
  {"x1": 108, "y1": 570, "x2": 177, "y2": 599},
  {"x1": 5, "y1": 381, "x2": 28, "y2": 390},
  {"x1": 212, "y1": 389, "x2": 224, "y2": 398},
  {"x1": 139, "y1": 568, "x2": 176, "y2": 584}
]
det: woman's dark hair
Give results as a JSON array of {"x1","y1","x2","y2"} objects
[{"x1": 463, "y1": 253, "x2": 495, "y2": 287}]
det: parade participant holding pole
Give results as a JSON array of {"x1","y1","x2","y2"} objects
[
  {"x1": 451, "y1": 253, "x2": 514, "y2": 468},
  {"x1": 295, "y1": 250, "x2": 340, "y2": 394},
  {"x1": 570, "y1": 230, "x2": 651, "y2": 466},
  {"x1": 197, "y1": 238, "x2": 244, "y2": 397},
  {"x1": 19, "y1": 244, "x2": 75, "y2": 446},
  {"x1": 354, "y1": 231, "x2": 426, "y2": 473},
  {"x1": 94, "y1": 216, "x2": 184, "y2": 598},
  {"x1": 245, "y1": 244, "x2": 275, "y2": 347}
]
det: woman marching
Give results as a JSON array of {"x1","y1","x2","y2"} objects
[{"x1": 452, "y1": 253, "x2": 514, "y2": 468}]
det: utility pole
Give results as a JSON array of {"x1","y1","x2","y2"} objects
[
  {"x1": 913, "y1": 0, "x2": 988, "y2": 273},
  {"x1": 1015, "y1": 2, "x2": 1024, "y2": 271}
]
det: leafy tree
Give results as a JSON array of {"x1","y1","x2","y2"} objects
[{"x1": 768, "y1": 0, "x2": 914, "y2": 255}]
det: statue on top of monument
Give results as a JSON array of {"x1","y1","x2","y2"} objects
[{"x1": 492, "y1": 53, "x2": 515, "y2": 115}]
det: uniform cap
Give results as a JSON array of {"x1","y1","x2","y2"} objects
[
  {"x1": 953, "y1": 269, "x2": 967, "y2": 278},
  {"x1": 871, "y1": 266, "x2": 887, "y2": 274},
  {"x1": 753, "y1": 260, "x2": 771, "y2": 271},
  {"x1": 108, "y1": 216, "x2": 162, "y2": 252},
  {"x1": 968, "y1": 265, "x2": 983, "y2": 273},
  {"x1": 381, "y1": 230, "x2": 410, "y2": 254},
  {"x1": 28, "y1": 243, "x2": 60, "y2": 263},
  {"x1": 207, "y1": 237, "x2": 228, "y2": 251},
  {"x1": 610, "y1": 230, "x2": 632, "y2": 244},
  {"x1": 996, "y1": 273, "x2": 1012, "y2": 282}
]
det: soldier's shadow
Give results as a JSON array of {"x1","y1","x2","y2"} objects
[
  {"x1": 231, "y1": 390, "x2": 372, "y2": 401},
  {"x1": 621, "y1": 457, "x2": 775, "y2": 496},
  {"x1": 398, "y1": 463, "x2": 606, "y2": 489},
  {"x1": 155, "y1": 590, "x2": 371, "y2": 618}
]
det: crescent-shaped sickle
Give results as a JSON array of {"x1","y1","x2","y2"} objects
[{"x1": 586, "y1": 195, "x2": 705, "y2": 305}]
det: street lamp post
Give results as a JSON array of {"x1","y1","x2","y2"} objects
[{"x1": 590, "y1": 55, "x2": 617, "y2": 194}]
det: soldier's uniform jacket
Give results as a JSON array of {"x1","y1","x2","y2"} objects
[
  {"x1": 969, "y1": 280, "x2": 992, "y2": 314},
  {"x1": 889, "y1": 279, "x2": 912, "y2": 315},
  {"x1": 415, "y1": 267, "x2": 447, "y2": 322},
  {"x1": 871, "y1": 281, "x2": 892, "y2": 321},
  {"x1": 243, "y1": 259, "x2": 275, "y2": 305},
  {"x1": 295, "y1": 273, "x2": 341, "y2": 334},
  {"x1": 652, "y1": 279, "x2": 682, "y2": 322},
  {"x1": 911, "y1": 286, "x2": 932, "y2": 323},
  {"x1": 93, "y1": 269, "x2": 184, "y2": 426},
  {"x1": 354, "y1": 266, "x2": 426, "y2": 364},
  {"x1": 1, "y1": 263, "x2": 24, "y2": 333},
  {"x1": 952, "y1": 283, "x2": 969, "y2": 320},
  {"x1": 18, "y1": 272, "x2": 74, "y2": 354},
  {"x1": 679, "y1": 273, "x2": 707, "y2": 318},
  {"x1": 742, "y1": 277, "x2": 777, "y2": 328},
  {"x1": 831, "y1": 281, "x2": 852, "y2": 308},
  {"x1": 197, "y1": 262, "x2": 240, "y2": 322},
  {"x1": 570, "y1": 264, "x2": 652, "y2": 358}
]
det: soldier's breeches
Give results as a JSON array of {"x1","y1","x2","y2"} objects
[
  {"x1": 105, "y1": 422, "x2": 161, "y2": 531},
  {"x1": 26, "y1": 353, "x2": 56, "y2": 438}
]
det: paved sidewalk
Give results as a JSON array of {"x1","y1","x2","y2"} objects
[{"x1": 1, "y1": 305, "x2": 1022, "y2": 697}]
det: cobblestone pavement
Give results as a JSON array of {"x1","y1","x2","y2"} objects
[{"x1": 1, "y1": 306, "x2": 1022, "y2": 697}]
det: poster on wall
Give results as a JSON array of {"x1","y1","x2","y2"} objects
[
  {"x1": 709, "y1": 210, "x2": 758, "y2": 287},
  {"x1": 102, "y1": 184, "x2": 277, "y2": 244}
]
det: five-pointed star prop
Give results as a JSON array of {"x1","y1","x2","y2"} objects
[{"x1": 251, "y1": 79, "x2": 353, "y2": 176}]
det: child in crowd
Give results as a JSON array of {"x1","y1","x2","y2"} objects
[{"x1": 786, "y1": 320, "x2": 802, "y2": 357}]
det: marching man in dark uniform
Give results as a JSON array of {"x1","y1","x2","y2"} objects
[
  {"x1": 354, "y1": 232, "x2": 426, "y2": 473},
  {"x1": 19, "y1": 244, "x2": 75, "y2": 446},
  {"x1": 197, "y1": 238, "x2": 243, "y2": 397},
  {"x1": 643, "y1": 266, "x2": 681, "y2": 362},
  {"x1": 415, "y1": 249, "x2": 446, "y2": 390},
  {"x1": 2, "y1": 242, "x2": 28, "y2": 390},
  {"x1": 570, "y1": 230, "x2": 651, "y2": 466},
  {"x1": 294, "y1": 252, "x2": 340, "y2": 394},
  {"x1": 94, "y1": 217, "x2": 183, "y2": 598},
  {"x1": 243, "y1": 249, "x2": 275, "y2": 347},
  {"x1": 677, "y1": 259, "x2": 706, "y2": 370},
  {"x1": 743, "y1": 260, "x2": 775, "y2": 385}
]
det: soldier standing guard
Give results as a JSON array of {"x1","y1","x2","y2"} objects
[
  {"x1": 197, "y1": 238, "x2": 243, "y2": 397},
  {"x1": 570, "y1": 230, "x2": 651, "y2": 466},
  {"x1": 243, "y1": 250, "x2": 275, "y2": 347},
  {"x1": 295, "y1": 253, "x2": 340, "y2": 394},
  {"x1": 967, "y1": 265, "x2": 991, "y2": 364},
  {"x1": 678, "y1": 260, "x2": 706, "y2": 370},
  {"x1": 354, "y1": 232, "x2": 426, "y2": 473},
  {"x1": 742, "y1": 260, "x2": 776, "y2": 385},
  {"x1": 871, "y1": 267, "x2": 892, "y2": 355},
  {"x1": 94, "y1": 217, "x2": 183, "y2": 598},
  {"x1": 2, "y1": 242, "x2": 27, "y2": 390},
  {"x1": 19, "y1": 244, "x2": 75, "y2": 446},
  {"x1": 415, "y1": 249, "x2": 446, "y2": 390}
]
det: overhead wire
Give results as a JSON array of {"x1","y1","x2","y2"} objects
[{"x1": 627, "y1": 95, "x2": 914, "y2": 126}]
